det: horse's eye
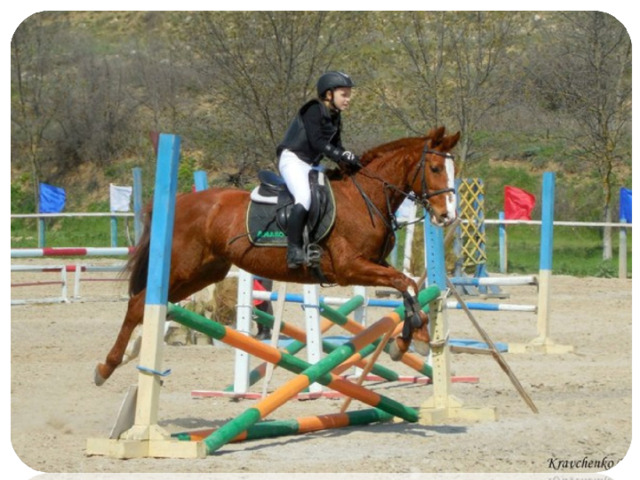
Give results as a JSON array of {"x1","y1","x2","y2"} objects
[{"x1": 430, "y1": 165, "x2": 441, "y2": 174}]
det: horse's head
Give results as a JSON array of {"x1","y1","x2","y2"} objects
[{"x1": 410, "y1": 127, "x2": 460, "y2": 227}]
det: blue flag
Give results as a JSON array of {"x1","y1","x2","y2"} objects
[
  {"x1": 620, "y1": 187, "x2": 632, "y2": 222},
  {"x1": 39, "y1": 183, "x2": 66, "y2": 213}
]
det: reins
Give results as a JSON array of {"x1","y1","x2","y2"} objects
[{"x1": 350, "y1": 142, "x2": 454, "y2": 228}]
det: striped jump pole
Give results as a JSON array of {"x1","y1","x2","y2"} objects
[
  {"x1": 445, "y1": 301, "x2": 537, "y2": 313},
  {"x1": 168, "y1": 287, "x2": 440, "y2": 454},
  {"x1": 252, "y1": 289, "x2": 411, "y2": 309},
  {"x1": 167, "y1": 299, "x2": 425, "y2": 422},
  {"x1": 198, "y1": 288, "x2": 438, "y2": 454},
  {"x1": 449, "y1": 275, "x2": 537, "y2": 287},
  {"x1": 174, "y1": 408, "x2": 392, "y2": 443},
  {"x1": 11, "y1": 246, "x2": 134, "y2": 258},
  {"x1": 319, "y1": 301, "x2": 433, "y2": 378},
  {"x1": 209, "y1": 295, "x2": 391, "y2": 396},
  {"x1": 251, "y1": 299, "x2": 400, "y2": 382}
]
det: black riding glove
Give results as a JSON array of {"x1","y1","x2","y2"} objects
[
  {"x1": 339, "y1": 151, "x2": 362, "y2": 171},
  {"x1": 324, "y1": 144, "x2": 362, "y2": 171}
]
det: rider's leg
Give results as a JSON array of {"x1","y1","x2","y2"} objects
[
  {"x1": 279, "y1": 150, "x2": 312, "y2": 268},
  {"x1": 286, "y1": 203, "x2": 308, "y2": 268}
]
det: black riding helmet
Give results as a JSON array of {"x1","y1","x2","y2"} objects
[{"x1": 317, "y1": 71, "x2": 355, "y2": 98}]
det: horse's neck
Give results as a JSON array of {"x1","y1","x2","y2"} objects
[
  {"x1": 365, "y1": 153, "x2": 417, "y2": 213},
  {"x1": 335, "y1": 153, "x2": 416, "y2": 219}
]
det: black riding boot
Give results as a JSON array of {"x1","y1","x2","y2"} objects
[{"x1": 286, "y1": 203, "x2": 308, "y2": 269}]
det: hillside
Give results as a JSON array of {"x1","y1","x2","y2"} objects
[{"x1": 11, "y1": 11, "x2": 631, "y2": 222}]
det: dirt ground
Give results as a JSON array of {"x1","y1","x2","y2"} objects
[{"x1": 9, "y1": 258, "x2": 633, "y2": 479}]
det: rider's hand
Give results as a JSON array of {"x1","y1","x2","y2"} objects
[{"x1": 340, "y1": 151, "x2": 362, "y2": 170}]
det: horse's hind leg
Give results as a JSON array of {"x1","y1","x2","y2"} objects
[
  {"x1": 95, "y1": 291, "x2": 145, "y2": 385},
  {"x1": 94, "y1": 258, "x2": 232, "y2": 386}
]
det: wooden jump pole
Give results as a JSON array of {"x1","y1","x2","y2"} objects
[
  {"x1": 446, "y1": 277, "x2": 539, "y2": 414},
  {"x1": 173, "y1": 408, "x2": 393, "y2": 443},
  {"x1": 251, "y1": 299, "x2": 400, "y2": 382},
  {"x1": 319, "y1": 301, "x2": 433, "y2": 378},
  {"x1": 168, "y1": 287, "x2": 440, "y2": 454}
]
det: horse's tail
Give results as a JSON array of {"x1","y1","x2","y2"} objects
[{"x1": 125, "y1": 207, "x2": 152, "y2": 297}]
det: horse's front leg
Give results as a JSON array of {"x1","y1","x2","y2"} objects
[{"x1": 333, "y1": 259, "x2": 427, "y2": 359}]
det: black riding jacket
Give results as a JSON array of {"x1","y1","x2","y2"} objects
[{"x1": 277, "y1": 99, "x2": 345, "y2": 166}]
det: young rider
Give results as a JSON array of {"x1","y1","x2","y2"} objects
[{"x1": 276, "y1": 71, "x2": 361, "y2": 268}]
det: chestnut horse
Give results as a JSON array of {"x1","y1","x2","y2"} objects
[{"x1": 94, "y1": 126, "x2": 459, "y2": 385}]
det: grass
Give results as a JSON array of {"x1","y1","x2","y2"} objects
[
  {"x1": 393, "y1": 222, "x2": 631, "y2": 279},
  {"x1": 482, "y1": 225, "x2": 631, "y2": 278},
  {"x1": 10, "y1": 216, "x2": 135, "y2": 249}
]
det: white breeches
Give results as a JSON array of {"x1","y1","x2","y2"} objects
[{"x1": 278, "y1": 149, "x2": 318, "y2": 211}]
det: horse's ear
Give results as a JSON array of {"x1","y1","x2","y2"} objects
[
  {"x1": 442, "y1": 131, "x2": 461, "y2": 150},
  {"x1": 425, "y1": 126, "x2": 446, "y2": 143}
]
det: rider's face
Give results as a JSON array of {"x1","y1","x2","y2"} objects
[{"x1": 328, "y1": 87, "x2": 352, "y2": 111}]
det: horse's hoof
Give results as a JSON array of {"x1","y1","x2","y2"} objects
[
  {"x1": 254, "y1": 331, "x2": 271, "y2": 341},
  {"x1": 412, "y1": 340, "x2": 430, "y2": 356},
  {"x1": 410, "y1": 313, "x2": 423, "y2": 328},
  {"x1": 388, "y1": 340, "x2": 402, "y2": 361},
  {"x1": 94, "y1": 365, "x2": 107, "y2": 386}
]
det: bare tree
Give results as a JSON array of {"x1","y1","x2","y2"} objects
[
  {"x1": 11, "y1": 14, "x2": 65, "y2": 210},
  {"x1": 527, "y1": 12, "x2": 631, "y2": 259},
  {"x1": 374, "y1": 12, "x2": 525, "y2": 173},
  {"x1": 181, "y1": 11, "x2": 352, "y2": 183}
]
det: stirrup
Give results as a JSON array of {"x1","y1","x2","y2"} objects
[{"x1": 306, "y1": 243, "x2": 322, "y2": 268}]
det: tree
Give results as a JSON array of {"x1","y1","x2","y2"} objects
[
  {"x1": 527, "y1": 12, "x2": 631, "y2": 260},
  {"x1": 181, "y1": 12, "x2": 355, "y2": 184},
  {"x1": 11, "y1": 14, "x2": 64, "y2": 211},
  {"x1": 373, "y1": 12, "x2": 525, "y2": 172}
]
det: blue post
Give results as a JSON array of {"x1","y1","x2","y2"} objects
[
  {"x1": 128, "y1": 133, "x2": 181, "y2": 433},
  {"x1": 145, "y1": 134, "x2": 181, "y2": 306},
  {"x1": 133, "y1": 167, "x2": 143, "y2": 244},
  {"x1": 618, "y1": 187, "x2": 631, "y2": 279},
  {"x1": 194, "y1": 170, "x2": 208, "y2": 191},
  {"x1": 452, "y1": 178, "x2": 463, "y2": 277},
  {"x1": 537, "y1": 171, "x2": 555, "y2": 341},
  {"x1": 499, "y1": 211, "x2": 506, "y2": 273},
  {"x1": 38, "y1": 218, "x2": 45, "y2": 248},
  {"x1": 539, "y1": 172, "x2": 555, "y2": 272},
  {"x1": 110, "y1": 216, "x2": 118, "y2": 247},
  {"x1": 424, "y1": 212, "x2": 446, "y2": 291}
]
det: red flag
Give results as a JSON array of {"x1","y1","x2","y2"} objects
[{"x1": 504, "y1": 186, "x2": 536, "y2": 220}]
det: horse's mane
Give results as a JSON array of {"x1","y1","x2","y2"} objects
[
  {"x1": 324, "y1": 136, "x2": 426, "y2": 181},
  {"x1": 359, "y1": 136, "x2": 425, "y2": 167}
]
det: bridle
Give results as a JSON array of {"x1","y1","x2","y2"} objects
[
  {"x1": 407, "y1": 143, "x2": 456, "y2": 209},
  {"x1": 348, "y1": 141, "x2": 456, "y2": 262}
]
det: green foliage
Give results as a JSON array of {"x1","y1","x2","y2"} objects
[
  {"x1": 483, "y1": 225, "x2": 632, "y2": 278},
  {"x1": 177, "y1": 156, "x2": 197, "y2": 193},
  {"x1": 10, "y1": 174, "x2": 35, "y2": 213}
]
